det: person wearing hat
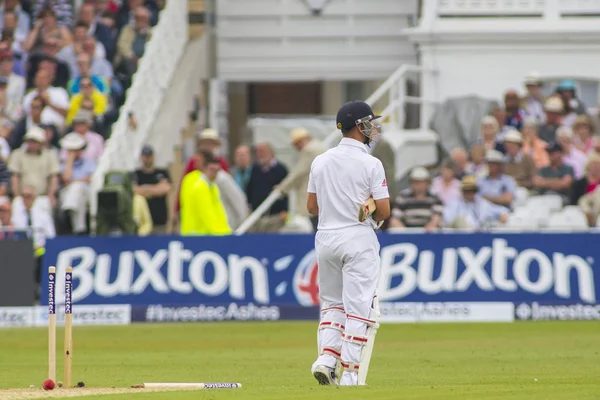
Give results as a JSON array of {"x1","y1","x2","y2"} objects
[
  {"x1": 443, "y1": 175, "x2": 509, "y2": 229},
  {"x1": 308, "y1": 100, "x2": 389, "y2": 387},
  {"x1": 8, "y1": 125, "x2": 59, "y2": 209},
  {"x1": 556, "y1": 79, "x2": 587, "y2": 116},
  {"x1": 389, "y1": 166, "x2": 443, "y2": 230},
  {"x1": 571, "y1": 152, "x2": 600, "y2": 205},
  {"x1": 556, "y1": 126, "x2": 586, "y2": 179},
  {"x1": 521, "y1": 71, "x2": 546, "y2": 124},
  {"x1": 538, "y1": 96, "x2": 564, "y2": 143},
  {"x1": 477, "y1": 150, "x2": 516, "y2": 208},
  {"x1": 59, "y1": 132, "x2": 95, "y2": 234},
  {"x1": 533, "y1": 141, "x2": 574, "y2": 204},
  {"x1": 276, "y1": 127, "x2": 326, "y2": 230},
  {"x1": 521, "y1": 116, "x2": 550, "y2": 169},
  {"x1": 61, "y1": 110, "x2": 104, "y2": 162},
  {"x1": 133, "y1": 144, "x2": 172, "y2": 234},
  {"x1": 476, "y1": 115, "x2": 504, "y2": 153},
  {"x1": 573, "y1": 115, "x2": 596, "y2": 154},
  {"x1": 504, "y1": 90, "x2": 526, "y2": 131},
  {"x1": 502, "y1": 129, "x2": 536, "y2": 189}
]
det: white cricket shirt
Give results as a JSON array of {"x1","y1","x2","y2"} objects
[{"x1": 308, "y1": 137, "x2": 389, "y2": 230}]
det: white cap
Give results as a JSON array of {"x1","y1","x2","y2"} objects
[
  {"x1": 289, "y1": 127, "x2": 311, "y2": 144},
  {"x1": 23, "y1": 126, "x2": 46, "y2": 143},
  {"x1": 198, "y1": 128, "x2": 222, "y2": 144},
  {"x1": 523, "y1": 116, "x2": 539, "y2": 128},
  {"x1": 503, "y1": 129, "x2": 523, "y2": 144},
  {"x1": 524, "y1": 71, "x2": 542, "y2": 85},
  {"x1": 485, "y1": 149, "x2": 505, "y2": 164},
  {"x1": 481, "y1": 115, "x2": 498, "y2": 127},
  {"x1": 410, "y1": 167, "x2": 430, "y2": 181},
  {"x1": 60, "y1": 133, "x2": 87, "y2": 150},
  {"x1": 544, "y1": 96, "x2": 564, "y2": 113}
]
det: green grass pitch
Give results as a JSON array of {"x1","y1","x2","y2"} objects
[{"x1": 1, "y1": 321, "x2": 599, "y2": 399}]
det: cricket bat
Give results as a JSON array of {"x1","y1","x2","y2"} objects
[{"x1": 358, "y1": 197, "x2": 376, "y2": 222}]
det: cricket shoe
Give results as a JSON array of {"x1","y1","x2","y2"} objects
[{"x1": 312, "y1": 365, "x2": 338, "y2": 386}]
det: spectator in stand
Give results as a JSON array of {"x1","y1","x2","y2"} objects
[
  {"x1": 8, "y1": 126, "x2": 59, "y2": 210},
  {"x1": 22, "y1": 69, "x2": 69, "y2": 129},
  {"x1": 67, "y1": 52, "x2": 108, "y2": 95},
  {"x1": 133, "y1": 145, "x2": 172, "y2": 234},
  {"x1": 443, "y1": 176, "x2": 509, "y2": 229},
  {"x1": 26, "y1": 37, "x2": 71, "y2": 89},
  {"x1": 59, "y1": 133, "x2": 95, "y2": 234},
  {"x1": 61, "y1": 110, "x2": 103, "y2": 162},
  {"x1": 538, "y1": 96, "x2": 563, "y2": 143},
  {"x1": 521, "y1": 116, "x2": 549, "y2": 169},
  {"x1": 430, "y1": 159, "x2": 461, "y2": 205},
  {"x1": 1, "y1": 9, "x2": 28, "y2": 57},
  {"x1": 0, "y1": 199, "x2": 14, "y2": 231},
  {"x1": 521, "y1": 71, "x2": 546, "y2": 123},
  {"x1": 579, "y1": 185, "x2": 600, "y2": 227},
  {"x1": 58, "y1": 23, "x2": 107, "y2": 79},
  {"x1": 556, "y1": 126, "x2": 586, "y2": 179},
  {"x1": 389, "y1": 167, "x2": 443, "y2": 230},
  {"x1": 66, "y1": 76, "x2": 107, "y2": 126},
  {"x1": 476, "y1": 115, "x2": 504, "y2": 153},
  {"x1": 0, "y1": 1, "x2": 31, "y2": 47},
  {"x1": 0, "y1": 31, "x2": 25, "y2": 76},
  {"x1": 23, "y1": 6, "x2": 72, "y2": 54},
  {"x1": 277, "y1": 128, "x2": 326, "y2": 230},
  {"x1": 11, "y1": 184, "x2": 55, "y2": 255},
  {"x1": 246, "y1": 143, "x2": 288, "y2": 233},
  {"x1": 81, "y1": 36, "x2": 114, "y2": 80},
  {"x1": 179, "y1": 150, "x2": 231, "y2": 236},
  {"x1": 450, "y1": 148, "x2": 468, "y2": 179},
  {"x1": 0, "y1": 156, "x2": 8, "y2": 199},
  {"x1": 231, "y1": 144, "x2": 252, "y2": 191},
  {"x1": 504, "y1": 90, "x2": 526, "y2": 131},
  {"x1": 40, "y1": 123, "x2": 59, "y2": 156},
  {"x1": 0, "y1": 49, "x2": 25, "y2": 124},
  {"x1": 117, "y1": 0, "x2": 158, "y2": 31},
  {"x1": 32, "y1": 0, "x2": 73, "y2": 28},
  {"x1": 534, "y1": 141, "x2": 574, "y2": 204},
  {"x1": 491, "y1": 105, "x2": 510, "y2": 140},
  {"x1": 99, "y1": 10, "x2": 118, "y2": 44},
  {"x1": 571, "y1": 153, "x2": 600, "y2": 205},
  {"x1": 0, "y1": 118, "x2": 11, "y2": 161},
  {"x1": 573, "y1": 115, "x2": 595, "y2": 154},
  {"x1": 9, "y1": 95, "x2": 45, "y2": 149},
  {"x1": 477, "y1": 150, "x2": 516, "y2": 208},
  {"x1": 114, "y1": 5, "x2": 152, "y2": 85},
  {"x1": 182, "y1": 129, "x2": 229, "y2": 174},
  {"x1": 371, "y1": 135, "x2": 397, "y2": 200},
  {"x1": 465, "y1": 143, "x2": 487, "y2": 178},
  {"x1": 77, "y1": 2, "x2": 115, "y2": 62},
  {"x1": 78, "y1": 96, "x2": 106, "y2": 138},
  {"x1": 502, "y1": 129, "x2": 535, "y2": 189},
  {"x1": 556, "y1": 79, "x2": 587, "y2": 116}
]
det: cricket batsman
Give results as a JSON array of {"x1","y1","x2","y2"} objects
[{"x1": 306, "y1": 100, "x2": 391, "y2": 386}]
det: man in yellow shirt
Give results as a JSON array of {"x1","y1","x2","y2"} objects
[{"x1": 180, "y1": 151, "x2": 231, "y2": 235}]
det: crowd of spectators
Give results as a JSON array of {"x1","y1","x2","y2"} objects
[
  {"x1": 390, "y1": 72, "x2": 600, "y2": 230},
  {"x1": 0, "y1": 0, "x2": 160, "y2": 251}
]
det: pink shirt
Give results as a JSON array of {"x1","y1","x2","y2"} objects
[
  {"x1": 563, "y1": 147, "x2": 587, "y2": 180},
  {"x1": 430, "y1": 176, "x2": 462, "y2": 205},
  {"x1": 60, "y1": 132, "x2": 105, "y2": 162}
]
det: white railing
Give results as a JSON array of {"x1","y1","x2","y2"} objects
[
  {"x1": 235, "y1": 64, "x2": 438, "y2": 235},
  {"x1": 435, "y1": 0, "x2": 600, "y2": 17},
  {"x1": 90, "y1": 0, "x2": 188, "y2": 219}
]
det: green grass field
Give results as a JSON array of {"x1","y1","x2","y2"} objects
[{"x1": 1, "y1": 321, "x2": 599, "y2": 399}]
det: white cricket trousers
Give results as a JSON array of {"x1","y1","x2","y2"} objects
[
  {"x1": 313, "y1": 226, "x2": 380, "y2": 385},
  {"x1": 60, "y1": 181, "x2": 89, "y2": 233}
]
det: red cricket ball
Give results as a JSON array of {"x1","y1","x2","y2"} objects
[{"x1": 43, "y1": 379, "x2": 55, "y2": 390}]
